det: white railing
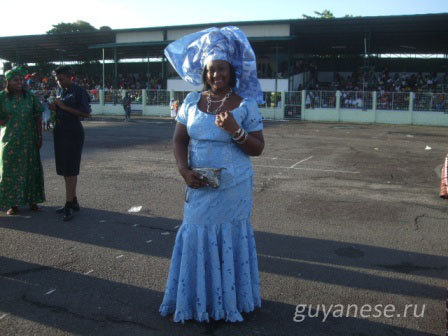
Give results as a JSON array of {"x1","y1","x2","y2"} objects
[
  {"x1": 413, "y1": 92, "x2": 448, "y2": 112},
  {"x1": 284, "y1": 91, "x2": 302, "y2": 119},
  {"x1": 146, "y1": 90, "x2": 170, "y2": 105},
  {"x1": 340, "y1": 91, "x2": 373, "y2": 110},
  {"x1": 305, "y1": 90, "x2": 337, "y2": 109},
  {"x1": 32, "y1": 88, "x2": 448, "y2": 125}
]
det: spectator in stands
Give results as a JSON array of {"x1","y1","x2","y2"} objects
[
  {"x1": 266, "y1": 94, "x2": 271, "y2": 107},
  {"x1": 135, "y1": 92, "x2": 142, "y2": 103},
  {"x1": 305, "y1": 91, "x2": 314, "y2": 108},
  {"x1": 169, "y1": 99, "x2": 178, "y2": 119},
  {"x1": 354, "y1": 96, "x2": 362, "y2": 108},
  {"x1": 50, "y1": 66, "x2": 91, "y2": 222},
  {"x1": 435, "y1": 93, "x2": 446, "y2": 112},
  {"x1": 0, "y1": 67, "x2": 45, "y2": 215},
  {"x1": 379, "y1": 92, "x2": 390, "y2": 109}
]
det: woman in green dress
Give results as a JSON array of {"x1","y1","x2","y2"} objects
[{"x1": 0, "y1": 67, "x2": 45, "y2": 215}]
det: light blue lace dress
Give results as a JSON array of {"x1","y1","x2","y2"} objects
[{"x1": 159, "y1": 92, "x2": 263, "y2": 323}]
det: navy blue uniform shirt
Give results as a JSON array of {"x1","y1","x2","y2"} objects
[{"x1": 56, "y1": 83, "x2": 91, "y2": 125}]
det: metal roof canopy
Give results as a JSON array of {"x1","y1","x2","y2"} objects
[
  {"x1": 0, "y1": 13, "x2": 447, "y2": 64},
  {"x1": 0, "y1": 30, "x2": 116, "y2": 64},
  {"x1": 289, "y1": 13, "x2": 448, "y2": 54}
]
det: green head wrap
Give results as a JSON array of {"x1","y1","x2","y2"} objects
[{"x1": 5, "y1": 67, "x2": 26, "y2": 81}]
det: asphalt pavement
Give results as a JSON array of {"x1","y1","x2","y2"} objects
[{"x1": 0, "y1": 117, "x2": 447, "y2": 335}]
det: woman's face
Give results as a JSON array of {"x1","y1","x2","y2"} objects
[
  {"x1": 8, "y1": 75, "x2": 24, "y2": 92},
  {"x1": 205, "y1": 60, "x2": 231, "y2": 92}
]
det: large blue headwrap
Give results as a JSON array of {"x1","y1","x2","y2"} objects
[{"x1": 164, "y1": 26, "x2": 264, "y2": 104}]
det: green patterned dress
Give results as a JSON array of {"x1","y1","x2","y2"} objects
[{"x1": 0, "y1": 90, "x2": 45, "y2": 208}]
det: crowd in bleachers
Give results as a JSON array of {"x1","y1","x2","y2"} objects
[
  {"x1": 2, "y1": 65, "x2": 447, "y2": 112},
  {"x1": 314, "y1": 68, "x2": 448, "y2": 93},
  {"x1": 6, "y1": 66, "x2": 447, "y2": 95},
  {"x1": 5, "y1": 71, "x2": 165, "y2": 105},
  {"x1": 300, "y1": 68, "x2": 448, "y2": 111},
  {"x1": 23, "y1": 72, "x2": 163, "y2": 91}
]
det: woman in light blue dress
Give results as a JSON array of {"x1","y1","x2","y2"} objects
[{"x1": 159, "y1": 26, "x2": 265, "y2": 323}]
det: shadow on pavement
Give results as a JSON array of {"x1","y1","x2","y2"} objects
[
  {"x1": 0, "y1": 207, "x2": 445, "y2": 303},
  {"x1": 0, "y1": 257, "x2": 435, "y2": 336}
]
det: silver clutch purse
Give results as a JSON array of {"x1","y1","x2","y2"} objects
[{"x1": 191, "y1": 167, "x2": 223, "y2": 188}]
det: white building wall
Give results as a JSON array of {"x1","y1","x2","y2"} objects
[
  {"x1": 238, "y1": 24, "x2": 290, "y2": 37},
  {"x1": 130, "y1": 23, "x2": 291, "y2": 43},
  {"x1": 116, "y1": 31, "x2": 164, "y2": 43},
  {"x1": 258, "y1": 79, "x2": 289, "y2": 91},
  {"x1": 168, "y1": 28, "x2": 207, "y2": 41}
]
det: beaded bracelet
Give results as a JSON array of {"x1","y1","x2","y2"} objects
[
  {"x1": 235, "y1": 131, "x2": 249, "y2": 144},
  {"x1": 232, "y1": 127, "x2": 245, "y2": 141}
]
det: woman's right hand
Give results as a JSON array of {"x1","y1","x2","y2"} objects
[{"x1": 180, "y1": 169, "x2": 208, "y2": 189}]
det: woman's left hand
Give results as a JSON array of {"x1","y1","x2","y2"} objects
[{"x1": 215, "y1": 111, "x2": 239, "y2": 134}]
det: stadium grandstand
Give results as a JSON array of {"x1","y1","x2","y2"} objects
[{"x1": 0, "y1": 13, "x2": 447, "y2": 124}]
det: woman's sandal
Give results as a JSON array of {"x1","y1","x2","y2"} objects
[
  {"x1": 6, "y1": 206, "x2": 18, "y2": 215},
  {"x1": 29, "y1": 204, "x2": 42, "y2": 212}
]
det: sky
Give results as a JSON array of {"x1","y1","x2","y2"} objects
[{"x1": 0, "y1": 0, "x2": 447, "y2": 37}]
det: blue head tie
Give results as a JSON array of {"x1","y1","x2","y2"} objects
[{"x1": 164, "y1": 26, "x2": 264, "y2": 104}]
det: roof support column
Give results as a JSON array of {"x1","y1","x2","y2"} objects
[
  {"x1": 162, "y1": 57, "x2": 166, "y2": 89},
  {"x1": 114, "y1": 47, "x2": 118, "y2": 104},
  {"x1": 275, "y1": 46, "x2": 279, "y2": 105},
  {"x1": 162, "y1": 29, "x2": 168, "y2": 90},
  {"x1": 102, "y1": 48, "x2": 105, "y2": 92},
  {"x1": 287, "y1": 42, "x2": 292, "y2": 91},
  {"x1": 146, "y1": 53, "x2": 150, "y2": 88}
]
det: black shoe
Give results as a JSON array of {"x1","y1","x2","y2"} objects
[
  {"x1": 56, "y1": 205, "x2": 66, "y2": 214},
  {"x1": 72, "y1": 197, "x2": 80, "y2": 212},
  {"x1": 56, "y1": 199, "x2": 80, "y2": 213},
  {"x1": 63, "y1": 206, "x2": 74, "y2": 222}
]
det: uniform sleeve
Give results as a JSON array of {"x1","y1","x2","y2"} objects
[
  {"x1": 175, "y1": 92, "x2": 200, "y2": 125},
  {"x1": 77, "y1": 87, "x2": 92, "y2": 114},
  {"x1": 31, "y1": 94, "x2": 44, "y2": 119},
  {"x1": 242, "y1": 98, "x2": 263, "y2": 132}
]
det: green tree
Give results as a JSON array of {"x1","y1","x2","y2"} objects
[
  {"x1": 47, "y1": 20, "x2": 98, "y2": 34},
  {"x1": 303, "y1": 10, "x2": 335, "y2": 19},
  {"x1": 302, "y1": 10, "x2": 359, "y2": 19},
  {"x1": 99, "y1": 26, "x2": 112, "y2": 31}
]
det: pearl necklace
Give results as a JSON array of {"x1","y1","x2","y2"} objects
[{"x1": 206, "y1": 89, "x2": 232, "y2": 115}]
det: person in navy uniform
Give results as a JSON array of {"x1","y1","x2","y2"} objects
[
  {"x1": 123, "y1": 92, "x2": 132, "y2": 121},
  {"x1": 50, "y1": 66, "x2": 91, "y2": 221}
]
